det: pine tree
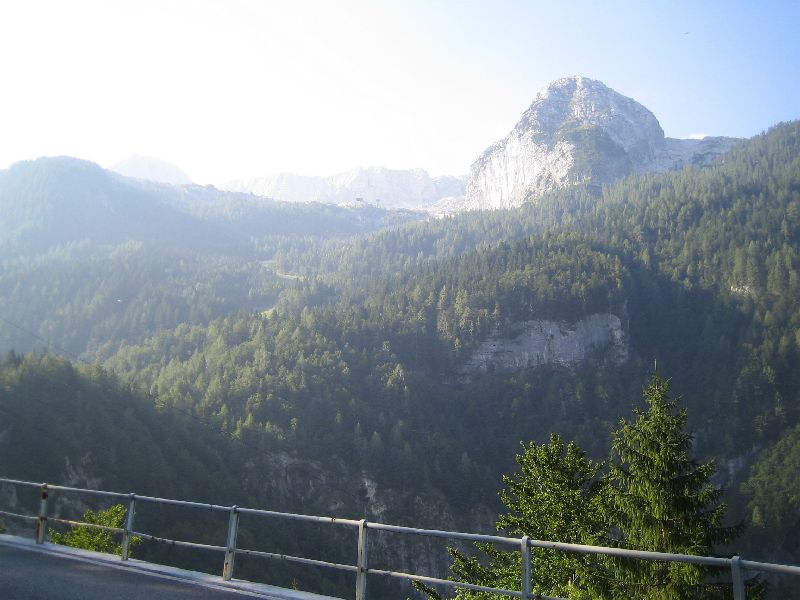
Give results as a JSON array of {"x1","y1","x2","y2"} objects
[
  {"x1": 416, "y1": 434, "x2": 607, "y2": 599},
  {"x1": 605, "y1": 373, "x2": 737, "y2": 599},
  {"x1": 418, "y1": 373, "x2": 743, "y2": 600},
  {"x1": 494, "y1": 434, "x2": 608, "y2": 598}
]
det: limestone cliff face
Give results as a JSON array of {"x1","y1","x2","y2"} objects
[
  {"x1": 464, "y1": 76, "x2": 738, "y2": 210},
  {"x1": 462, "y1": 313, "x2": 627, "y2": 374},
  {"x1": 238, "y1": 451, "x2": 490, "y2": 591}
]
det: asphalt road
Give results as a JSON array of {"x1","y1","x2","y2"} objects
[{"x1": 0, "y1": 540, "x2": 333, "y2": 600}]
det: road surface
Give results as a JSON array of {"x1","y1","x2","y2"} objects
[{"x1": 0, "y1": 535, "x2": 338, "y2": 600}]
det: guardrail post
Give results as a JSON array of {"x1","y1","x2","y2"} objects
[
  {"x1": 35, "y1": 483, "x2": 49, "y2": 544},
  {"x1": 121, "y1": 493, "x2": 136, "y2": 561},
  {"x1": 731, "y1": 555, "x2": 745, "y2": 600},
  {"x1": 222, "y1": 506, "x2": 239, "y2": 581},
  {"x1": 521, "y1": 535, "x2": 531, "y2": 599},
  {"x1": 355, "y1": 519, "x2": 369, "y2": 600}
]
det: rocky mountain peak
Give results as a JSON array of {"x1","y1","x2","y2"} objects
[
  {"x1": 464, "y1": 76, "x2": 736, "y2": 211},
  {"x1": 518, "y1": 76, "x2": 665, "y2": 159}
]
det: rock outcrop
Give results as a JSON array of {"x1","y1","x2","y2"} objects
[
  {"x1": 464, "y1": 76, "x2": 738, "y2": 210},
  {"x1": 462, "y1": 313, "x2": 627, "y2": 373}
]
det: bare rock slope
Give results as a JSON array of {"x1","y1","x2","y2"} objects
[
  {"x1": 464, "y1": 76, "x2": 738, "y2": 210},
  {"x1": 462, "y1": 313, "x2": 628, "y2": 374}
]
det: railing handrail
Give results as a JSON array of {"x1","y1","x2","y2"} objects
[{"x1": 2, "y1": 476, "x2": 799, "y2": 600}]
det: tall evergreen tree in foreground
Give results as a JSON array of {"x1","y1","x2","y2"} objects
[
  {"x1": 418, "y1": 373, "x2": 739, "y2": 599},
  {"x1": 415, "y1": 435, "x2": 607, "y2": 599},
  {"x1": 605, "y1": 373, "x2": 738, "y2": 599}
]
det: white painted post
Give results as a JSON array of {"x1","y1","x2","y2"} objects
[
  {"x1": 121, "y1": 494, "x2": 136, "y2": 561},
  {"x1": 223, "y1": 506, "x2": 239, "y2": 581},
  {"x1": 355, "y1": 519, "x2": 369, "y2": 600}
]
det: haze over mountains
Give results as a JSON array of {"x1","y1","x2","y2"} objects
[
  {"x1": 110, "y1": 155, "x2": 193, "y2": 186},
  {"x1": 226, "y1": 167, "x2": 465, "y2": 211},
  {"x1": 1, "y1": 76, "x2": 799, "y2": 597},
  {"x1": 63, "y1": 77, "x2": 740, "y2": 216},
  {"x1": 0, "y1": 156, "x2": 420, "y2": 258},
  {"x1": 224, "y1": 76, "x2": 738, "y2": 213}
]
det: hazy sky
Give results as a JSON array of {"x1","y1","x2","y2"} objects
[{"x1": 1, "y1": 0, "x2": 798, "y2": 184}]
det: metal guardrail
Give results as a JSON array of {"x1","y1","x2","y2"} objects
[{"x1": 2, "y1": 477, "x2": 800, "y2": 599}]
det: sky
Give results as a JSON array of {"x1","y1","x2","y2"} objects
[{"x1": 0, "y1": 0, "x2": 798, "y2": 184}]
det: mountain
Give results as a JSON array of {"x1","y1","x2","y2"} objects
[
  {"x1": 94, "y1": 123, "x2": 800, "y2": 595},
  {"x1": 109, "y1": 155, "x2": 193, "y2": 185},
  {"x1": 107, "y1": 121, "x2": 800, "y2": 497},
  {"x1": 0, "y1": 156, "x2": 425, "y2": 361},
  {"x1": 3, "y1": 122, "x2": 799, "y2": 597},
  {"x1": 225, "y1": 77, "x2": 738, "y2": 214},
  {"x1": 0, "y1": 353, "x2": 376, "y2": 596},
  {"x1": 225, "y1": 166, "x2": 465, "y2": 211},
  {"x1": 0, "y1": 157, "x2": 424, "y2": 257},
  {"x1": 0, "y1": 157, "x2": 198, "y2": 254},
  {"x1": 464, "y1": 76, "x2": 738, "y2": 210}
]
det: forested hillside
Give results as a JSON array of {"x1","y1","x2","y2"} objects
[
  {"x1": 105, "y1": 124, "x2": 800, "y2": 545},
  {"x1": 0, "y1": 246, "x2": 286, "y2": 359},
  {"x1": 0, "y1": 353, "x2": 232, "y2": 498},
  {"x1": 0, "y1": 354, "x2": 360, "y2": 596},
  {"x1": 1, "y1": 123, "x2": 799, "y2": 596},
  {"x1": 0, "y1": 157, "x2": 422, "y2": 258},
  {"x1": 0, "y1": 157, "x2": 423, "y2": 359}
]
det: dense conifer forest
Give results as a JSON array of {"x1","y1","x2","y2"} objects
[{"x1": 1, "y1": 122, "x2": 799, "y2": 596}]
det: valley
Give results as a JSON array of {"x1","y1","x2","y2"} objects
[{"x1": 1, "y1": 80, "x2": 799, "y2": 598}]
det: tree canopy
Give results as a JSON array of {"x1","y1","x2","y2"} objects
[
  {"x1": 51, "y1": 504, "x2": 140, "y2": 556},
  {"x1": 605, "y1": 374, "x2": 739, "y2": 599},
  {"x1": 422, "y1": 374, "x2": 740, "y2": 600}
]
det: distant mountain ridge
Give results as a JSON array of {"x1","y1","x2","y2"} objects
[
  {"x1": 464, "y1": 76, "x2": 739, "y2": 210},
  {"x1": 0, "y1": 157, "x2": 424, "y2": 257},
  {"x1": 227, "y1": 76, "x2": 738, "y2": 214},
  {"x1": 110, "y1": 155, "x2": 193, "y2": 185},
  {"x1": 225, "y1": 166, "x2": 465, "y2": 210}
]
